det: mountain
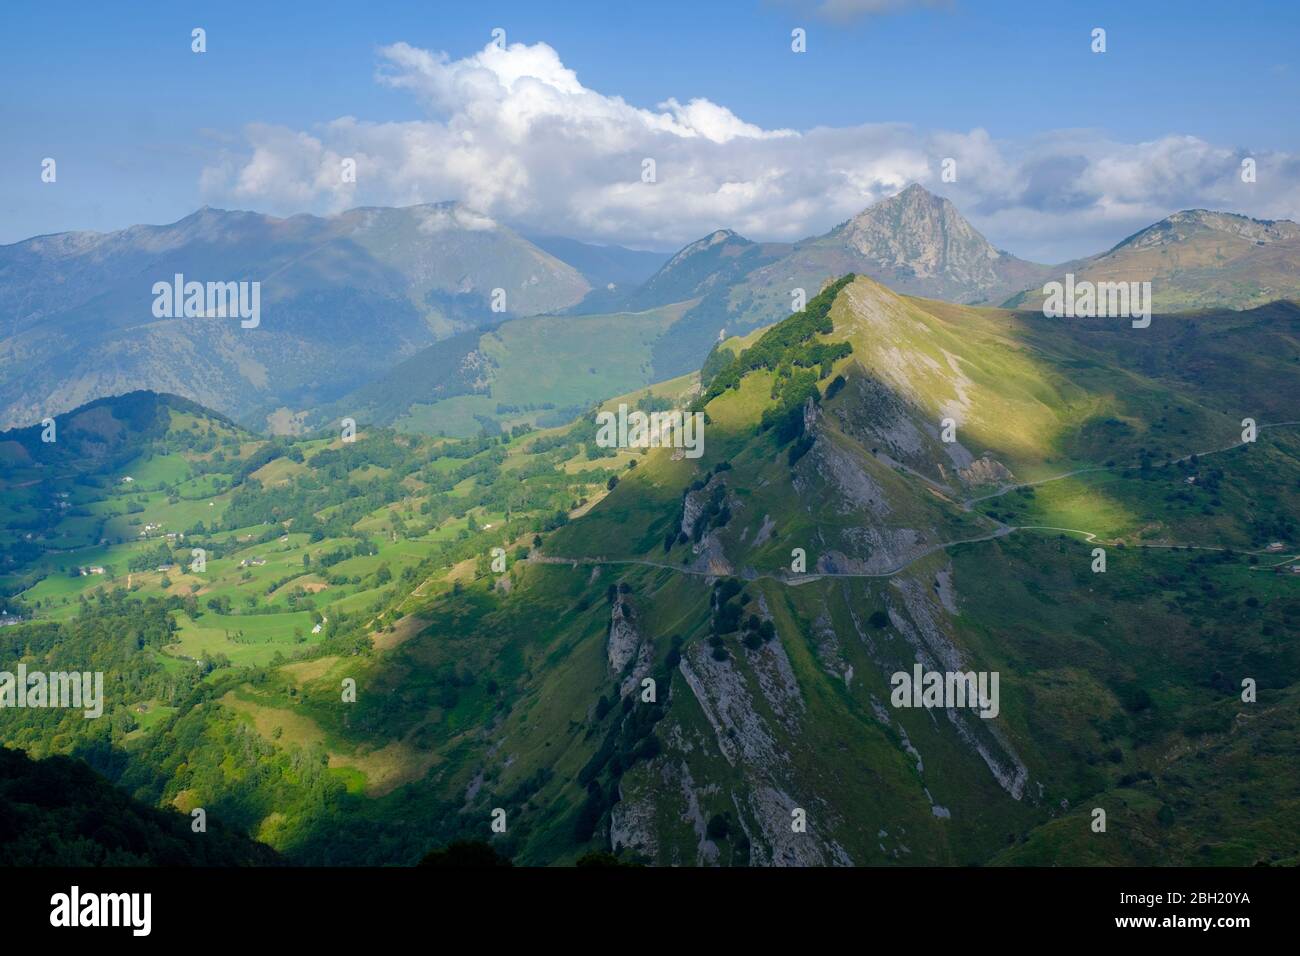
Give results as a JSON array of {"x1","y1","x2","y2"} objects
[
  {"x1": 312, "y1": 188, "x2": 1300, "y2": 440},
  {"x1": 369, "y1": 186, "x2": 1060, "y2": 428},
  {"x1": 599, "y1": 185, "x2": 1051, "y2": 321},
  {"x1": 492, "y1": 278, "x2": 1300, "y2": 864},
  {"x1": 618, "y1": 187, "x2": 1300, "y2": 388},
  {"x1": 798, "y1": 183, "x2": 1051, "y2": 305},
  {"x1": 0, "y1": 390, "x2": 243, "y2": 473},
  {"x1": 3, "y1": 278, "x2": 1297, "y2": 866},
  {"x1": 526, "y1": 235, "x2": 669, "y2": 292},
  {"x1": 602, "y1": 230, "x2": 791, "y2": 312},
  {"x1": 5, "y1": 188, "x2": 1298, "y2": 445},
  {"x1": 0, "y1": 203, "x2": 589, "y2": 431},
  {"x1": 622, "y1": 185, "x2": 1057, "y2": 380},
  {"x1": 1004, "y1": 208, "x2": 1300, "y2": 311}
]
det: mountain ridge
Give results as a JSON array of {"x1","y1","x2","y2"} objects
[
  {"x1": 0, "y1": 202, "x2": 591, "y2": 431},
  {"x1": 5, "y1": 188, "x2": 1299, "y2": 436}
]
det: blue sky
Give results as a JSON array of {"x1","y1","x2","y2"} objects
[{"x1": 2, "y1": 0, "x2": 1298, "y2": 258}]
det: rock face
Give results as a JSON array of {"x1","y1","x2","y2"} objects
[
  {"x1": 659, "y1": 624, "x2": 856, "y2": 866},
  {"x1": 813, "y1": 527, "x2": 925, "y2": 575},
  {"x1": 887, "y1": 575, "x2": 1029, "y2": 800},
  {"x1": 608, "y1": 778, "x2": 659, "y2": 859},
  {"x1": 679, "y1": 644, "x2": 781, "y2": 769},
  {"x1": 835, "y1": 184, "x2": 1003, "y2": 288},
  {"x1": 605, "y1": 590, "x2": 658, "y2": 697},
  {"x1": 799, "y1": 184, "x2": 1053, "y2": 305},
  {"x1": 957, "y1": 454, "x2": 1014, "y2": 489},
  {"x1": 607, "y1": 592, "x2": 641, "y2": 677},
  {"x1": 809, "y1": 436, "x2": 889, "y2": 516},
  {"x1": 680, "y1": 483, "x2": 708, "y2": 540},
  {"x1": 681, "y1": 475, "x2": 736, "y2": 576}
]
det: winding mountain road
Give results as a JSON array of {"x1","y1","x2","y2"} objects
[{"x1": 538, "y1": 421, "x2": 1300, "y2": 585}]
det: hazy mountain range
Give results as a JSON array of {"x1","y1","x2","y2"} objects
[
  {"x1": 2, "y1": 185, "x2": 1298, "y2": 433},
  {"x1": 0, "y1": 203, "x2": 591, "y2": 430}
]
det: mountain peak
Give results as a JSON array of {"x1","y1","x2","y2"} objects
[
  {"x1": 662, "y1": 228, "x2": 749, "y2": 269},
  {"x1": 894, "y1": 182, "x2": 941, "y2": 202},
  {"x1": 847, "y1": 183, "x2": 953, "y2": 223},
  {"x1": 826, "y1": 183, "x2": 1003, "y2": 290}
]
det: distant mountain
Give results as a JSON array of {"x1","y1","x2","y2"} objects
[
  {"x1": 5, "y1": 189, "x2": 1298, "y2": 439},
  {"x1": 615, "y1": 230, "x2": 789, "y2": 310},
  {"x1": 598, "y1": 185, "x2": 1052, "y2": 324},
  {"x1": 0, "y1": 203, "x2": 589, "y2": 431},
  {"x1": 334, "y1": 188, "x2": 1300, "y2": 436},
  {"x1": 1004, "y1": 209, "x2": 1300, "y2": 311},
  {"x1": 1114, "y1": 208, "x2": 1300, "y2": 249},
  {"x1": 526, "y1": 235, "x2": 669, "y2": 292},
  {"x1": 624, "y1": 187, "x2": 1300, "y2": 382},
  {"x1": 631, "y1": 185, "x2": 1053, "y2": 379},
  {"x1": 310, "y1": 326, "x2": 493, "y2": 434}
]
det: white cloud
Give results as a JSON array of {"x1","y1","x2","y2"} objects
[{"x1": 200, "y1": 39, "x2": 1300, "y2": 262}]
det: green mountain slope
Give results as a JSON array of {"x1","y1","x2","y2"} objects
[
  {"x1": 499, "y1": 277, "x2": 1300, "y2": 864},
  {"x1": 3, "y1": 276, "x2": 1298, "y2": 866},
  {"x1": 0, "y1": 746, "x2": 279, "y2": 866}
]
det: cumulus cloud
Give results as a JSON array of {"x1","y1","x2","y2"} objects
[{"x1": 199, "y1": 39, "x2": 1300, "y2": 262}]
